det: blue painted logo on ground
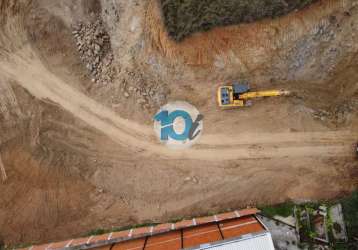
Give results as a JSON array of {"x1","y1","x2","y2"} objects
[{"x1": 154, "y1": 101, "x2": 203, "y2": 149}]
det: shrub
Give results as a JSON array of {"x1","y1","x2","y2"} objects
[
  {"x1": 341, "y1": 191, "x2": 358, "y2": 239},
  {"x1": 260, "y1": 201, "x2": 295, "y2": 218}
]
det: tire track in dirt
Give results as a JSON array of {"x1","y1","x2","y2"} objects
[
  {"x1": 1, "y1": 49, "x2": 357, "y2": 161},
  {"x1": 200, "y1": 131, "x2": 356, "y2": 146}
]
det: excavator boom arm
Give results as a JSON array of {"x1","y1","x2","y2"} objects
[{"x1": 239, "y1": 90, "x2": 290, "y2": 99}]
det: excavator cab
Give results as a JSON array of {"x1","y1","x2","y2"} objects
[
  {"x1": 232, "y1": 83, "x2": 250, "y2": 103},
  {"x1": 217, "y1": 80, "x2": 289, "y2": 108},
  {"x1": 218, "y1": 81, "x2": 252, "y2": 108}
]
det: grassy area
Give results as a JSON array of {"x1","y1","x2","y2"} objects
[
  {"x1": 260, "y1": 201, "x2": 295, "y2": 218},
  {"x1": 160, "y1": 0, "x2": 318, "y2": 41}
]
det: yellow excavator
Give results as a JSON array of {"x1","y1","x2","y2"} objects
[{"x1": 217, "y1": 80, "x2": 290, "y2": 108}]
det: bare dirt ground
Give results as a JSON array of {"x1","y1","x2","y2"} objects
[{"x1": 0, "y1": 0, "x2": 357, "y2": 246}]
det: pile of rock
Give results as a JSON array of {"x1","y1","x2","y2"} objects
[{"x1": 72, "y1": 19, "x2": 116, "y2": 85}]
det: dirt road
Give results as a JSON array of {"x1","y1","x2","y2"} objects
[{"x1": 1, "y1": 50, "x2": 356, "y2": 161}]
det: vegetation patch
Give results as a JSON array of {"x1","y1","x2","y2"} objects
[
  {"x1": 260, "y1": 201, "x2": 295, "y2": 218},
  {"x1": 160, "y1": 0, "x2": 318, "y2": 41},
  {"x1": 341, "y1": 191, "x2": 358, "y2": 240}
]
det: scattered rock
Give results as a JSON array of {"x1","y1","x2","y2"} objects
[
  {"x1": 119, "y1": 68, "x2": 169, "y2": 109},
  {"x1": 192, "y1": 176, "x2": 199, "y2": 184},
  {"x1": 312, "y1": 101, "x2": 354, "y2": 124},
  {"x1": 124, "y1": 92, "x2": 130, "y2": 98},
  {"x1": 137, "y1": 98, "x2": 146, "y2": 104},
  {"x1": 184, "y1": 176, "x2": 199, "y2": 184}
]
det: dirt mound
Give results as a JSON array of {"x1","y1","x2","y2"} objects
[{"x1": 160, "y1": 0, "x2": 318, "y2": 41}]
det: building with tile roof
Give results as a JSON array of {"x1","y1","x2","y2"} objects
[{"x1": 19, "y1": 208, "x2": 275, "y2": 250}]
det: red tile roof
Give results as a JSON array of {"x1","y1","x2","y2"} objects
[
  {"x1": 219, "y1": 216, "x2": 264, "y2": 239},
  {"x1": 182, "y1": 223, "x2": 222, "y2": 249},
  {"x1": 152, "y1": 223, "x2": 173, "y2": 234},
  {"x1": 216, "y1": 211, "x2": 238, "y2": 221},
  {"x1": 174, "y1": 219, "x2": 195, "y2": 230},
  {"x1": 145, "y1": 231, "x2": 181, "y2": 250},
  {"x1": 131, "y1": 226, "x2": 152, "y2": 238},
  {"x1": 195, "y1": 215, "x2": 216, "y2": 225},
  {"x1": 110, "y1": 229, "x2": 131, "y2": 240},
  {"x1": 112, "y1": 238, "x2": 145, "y2": 250},
  {"x1": 19, "y1": 208, "x2": 261, "y2": 250}
]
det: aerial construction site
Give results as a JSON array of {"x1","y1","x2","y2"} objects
[{"x1": 0, "y1": 0, "x2": 357, "y2": 248}]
